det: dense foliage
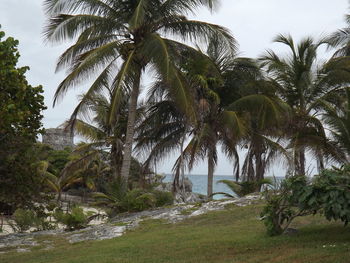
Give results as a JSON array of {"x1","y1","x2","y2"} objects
[
  {"x1": 54, "y1": 206, "x2": 94, "y2": 231},
  {"x1": 261, "y1": 165, "x2": 350, "y2": 236},
  {"x1": 0, "y1": 28, "x2": 46, "y2": 213},
  {"x1": 4, "y1": 0, "x2": 350, "y2": 240},
  {"x1": 94, "y1": 178, "x2": 173, "y2": 217}
]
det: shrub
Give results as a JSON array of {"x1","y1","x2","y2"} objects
[
  {"x1": 261, "y1": 166, "x2": 350, "y2": 236},
  {"x1": 11, "y1": 209, "x2": 38, "y2": 232},
  {"x1": 261, "y1": 176, "x2": 317, "y2": 236},
  {"x1": 152, "y1": 190, "x2": 173, "y2": 207},
  {"x1": 124, "y1": 189, "x2": 156, "y2": 212},
  {"x1": 54, "y1": 206, "x2": 93, "y2": 231},
  {"x1": 93, "y1": 177, "x2": 174, "y2": 216}
]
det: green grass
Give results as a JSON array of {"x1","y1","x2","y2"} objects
[{"x1": 1, "y1": 204, "x2": 350, "y2": 263}]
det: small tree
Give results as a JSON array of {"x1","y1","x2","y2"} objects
[
  {"x1": 0, "y1": 27, "x2": 46, "y2": 212},
  {"x1": 261, "y1": 166, "x2": 350, "y2": 236}
]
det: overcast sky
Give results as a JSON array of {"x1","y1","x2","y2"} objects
[{"x1": 0, "y1": 0, "x2": 349, "y2": 175}]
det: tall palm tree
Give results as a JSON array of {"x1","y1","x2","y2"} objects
[
  {"x1": 260, "y1": 34, "x2": 348, "y2": 175},
  {"x1": 230, "y1": 79, "x2": 291, "y2": 184},
  {"x1": 66, "y1": 85, "x2": 147, "y2": 186},
  {"x1": 137, "y1": 37, "x2": 288, "y2": 196},
  {"x1": 135, "y1": 97, "x2": 188, "y2": 192},
  {"x1": 43, "y1": 0, "x2": 236, "y2": 185},
  {"x1": 171, "y1": 40, "x2": 247, "y2": 197},
  {"x1": 135, "y1": 38, "x2": 243, "y2": 197}
]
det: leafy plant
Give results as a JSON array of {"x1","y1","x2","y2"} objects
[
  {"x1": 93, "y1": 179, "x2": 173, "y2": 216},
  {"x1": 10, "y1": 208, "x2": 55, "y2": 233},
  {"x1": 0, "y1": 29, "x2": 47, "y2": 212},
  {"x1": 54, "y1": 206, "x2": 93, "y2": 231},
  {"x1": 261, "y1": 166, "x2": 350, "y2": 236},
  {"x1": 124, "y1": 190, "x2": 157, "y2": 212},
  {"x1": 10, "y1": 209, "x2": 38, "y2": 232},
  {"x1": 152, "y1": 190, "x2": 174, "y2": 207},
  {"x1": 93, "y1": 178, "x2": 128, "y2": 216}
]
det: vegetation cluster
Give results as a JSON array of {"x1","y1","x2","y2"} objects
[
  {"x1": 3, "y1": 0, "x2": 350, "y2": 241},
  {"x1": 262, "y1": 165, "x2": 350, "y2": 236}
]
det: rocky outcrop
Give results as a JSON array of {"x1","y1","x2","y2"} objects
[
  {"x1": 174, "y1": 192, "x2": 206, "y2": 204},
  {"x1": 155, "y1": 177, "x2": 204, "y2": 204},
  {"x1": 0, "y1": 194, "x2": 262, "y2": 253},
  {"x1": 42, "y1": 128, "x2": 74, "y2": 150}
]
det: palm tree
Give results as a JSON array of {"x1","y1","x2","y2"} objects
[
  {"x1": 66, "y1": 85, "x2": 149, "y2": 186},
  {"x1": 322, "y1": 87, "x2": 350, "y2": 160},
  {"x1": 135, "y1": 38, "x2": 242, "y2": 197},
  {"x1": 230, "y1": 78, "x2": 291, "y2": 184},
  {"x1": 135, "y1": 97, "x2": 188, "y2": 193},
  {"x1": 172, "y1": 41, "x2": 247, "y2": 198},
  {"x1": 327, "y1": 14, "x2": 350, "y2": 57},
  {"x1": 43, "y1": 0, "x2": 236, "y2": 186},
  {"x1": 137, "y1": 37, "x2": 288, "y2": 196},
  {"x1": 260, "y1": 34, "x2": 347, "y2": 176},
  {"x1": 38, "y1": 147, "x2": 109, "y2": 203},
  {"x1": 205, "y1": 37, "x2": 292, "y2": 186},
  {"x1": 66, "y1": 92, "x2": 125, "y2": 177}
]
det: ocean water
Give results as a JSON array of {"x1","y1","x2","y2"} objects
[
  {"x1": 164, "y1": 174, "x2": 237, "y2": 198},
  {"x1": 164, "y1": 174, "x2": 284, "y2": 199}
]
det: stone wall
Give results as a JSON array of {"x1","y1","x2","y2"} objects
[{"x1": 42, "y1": 128, "x2": 74, "y2": 150}]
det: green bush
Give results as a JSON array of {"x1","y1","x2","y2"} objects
[
  {"x1": 124, "y1": 189, "x2": 156, "y2": 212},
  {"x1": 10, "y1": 208, "x2": 55, "y2": 232},
  {"x1": 261, "y1": 166, "x2": 350, "y2": 236},
  {"x1": 152, "y1": 190, "x2": 173, "y2": 207},
  {"x1": 11, "y1": 209, "x2": 38, "y2": 232},
  {"x1": 54, "y1": 206, "x2": 92, "y2": 231},
  {"x1": 93, "y1": 176, "x2": 174, "y2": 215}
]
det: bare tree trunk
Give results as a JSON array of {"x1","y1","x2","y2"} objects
[
  {"x1": 120, "y1": 70, "x2": 141, "y2": 187},
  {"x1": 207, "y1": 148, "x2": 215, "y2": 198}
]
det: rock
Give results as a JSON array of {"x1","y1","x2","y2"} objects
[
  {"x1": 155, "y1": 182, "x2": 172, "y2": 192},
  {"x1": 174, "y1": 192, "x2": 204, "y2": 204},
  {"x1": 155, "y1": 177, "x2": 192, "y2": 192},
  {"x1": 68, "y1": 224, "x2": 128, "y2": 243},
  {"x1": 0, "y1": 234, "x2": 38, "y2": 249},
  {"x1": 0, "y1": 194, "x2": 262, "y2": 249},
  {"x1": 16, "y1": 248, "x2": 30, "y2": 253},
  {"x1": 283, "y1": 228, "x2": 298, "y2": 235}
]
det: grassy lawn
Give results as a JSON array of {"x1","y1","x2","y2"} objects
[{"x1": 1, "y1": 204, "x2": 350, "y2": 263}]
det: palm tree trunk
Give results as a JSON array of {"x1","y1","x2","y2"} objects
[
  {"x1": 207, "y1": 148, "x2": 215, "y2": 198},
  {"x1": 253, "y1": 136, "x2": 264, "y2": 181},
  {"x1": 255, "y1": 153, "x2": 265, "y2": 190},
  {"x1": 173, "y1": 128, "x2": 186, "y2": 193},
  {"x1": 299, "y1": 149, "x2": 306, "y2": 175},
  {"x1": 180, "y1": 125, "x2": 187, "y2": 192},
  {"x1": 294, "y1": 148, "x2": 306, "y2": 176},
  {"x1": 120, "y1": 69, "x2": 141, "y2": 187},
  {"x1": 111, "y1": 144, "x2": 120, "y2": 179}
]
